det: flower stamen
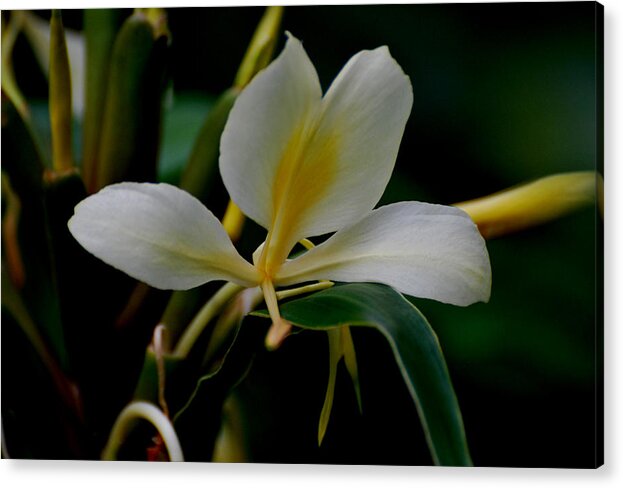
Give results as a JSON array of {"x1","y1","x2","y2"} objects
[{"x1": 261, "y1": 279, "x2": 291, "y2": 350}]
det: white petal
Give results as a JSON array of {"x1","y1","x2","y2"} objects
[
  {"x1": 219, "y1": 33, "x2": 322, "y2": 231},
  {"x1": 220, "y1": 35, "x2": 413, "y2": 269},
  {"x1": 296, "y1": 45, "x2": 414, "y2": 238},
  {"x1": 68, "y1": 183, "x2": 260, "y2": 290},
  {"x1": 276, "y1": 202, "x2": 491, "y2": 306}
]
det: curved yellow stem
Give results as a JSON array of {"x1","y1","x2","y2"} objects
[{"x1": 101, "y1": 401, "x2": 183, "y2": 461}]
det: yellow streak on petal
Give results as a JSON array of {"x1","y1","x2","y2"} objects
[{"x1": 261, "y1": 120, "x2": 339, "y2": 275}]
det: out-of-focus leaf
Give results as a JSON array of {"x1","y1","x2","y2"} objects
[
  {"x1": 82, "y1": 8, "x2": 125, "y2": 188},
  {"x1": 94, "y1": 11, "x2": 169, "y2": 192},
  {"x1": 157, "y1": 93, "x2": 213, "y2": 185},
  {"x1": 178, "y1": 88, "x2": 238, "y2": 203},
  {"x1": 49, "y1": 10, "x2": 73, "y2": 172},
  {"x1": 133, "y1": 349, "x2": 187, "y2": 407},
  {"x1": 41, "y1": 170, "x2": 87, "y2": 366},
  {"x1": 1, "y1": 265, "x2": 80, "y2": 420},
  {"x1": 1, "y1": 299, "x2": 84, "y2": 459},
  {"x1": 1, "y1": 96, "x2": 45, "y2": 191},
  {"x1": 257, "y1": 283, "x2": 472, "y2": 466},
  {"x1": 178, "y1": 5, "x2": 282, "y2": 206},
  {"x1": 158, "y1": 286, "x2": 207, "y2": 347},
  {"x1": 132, "y1": 287, "x2": 256, "y2": 453},
  {"x1": 1, "y1": 12, "x2": 29, "y2": 119},
  {"x1": 1, "y1": 96, "x2": 66, "y2": 367},
  {"x1": 211, "y1": 394, "x2": 248, "y2": 462},
  {"x1": 27, "y1": 98, "x2": 80, "y2": 167},
  {"x1": 172, "y1": 291, "x2": 265, "y2": 462}
]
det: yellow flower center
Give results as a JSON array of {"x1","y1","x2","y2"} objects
[{"x1": 257, "y1": 114, "x2": 340, "y2": 279}]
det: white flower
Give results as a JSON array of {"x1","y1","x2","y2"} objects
[{"x1": 68, "y1": 34, "x2": 491, "y2": 348}]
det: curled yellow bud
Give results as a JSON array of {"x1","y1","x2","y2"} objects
[
  {"x1": 221, "y1": 200, "x2": 246, "y2": 242},
  {"x1": 455, "y1": 171, "x2": 602, "y2": 239}
]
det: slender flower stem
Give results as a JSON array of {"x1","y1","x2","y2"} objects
[
  {"x1": 174, "y1": 278, "x2": 333, "y2": 357},
  {"x1": 152, "y1": 324, "x2": 169, "y2": 417},
  {"x1": 276, "y1": 280, "x2": 333, "y2": 300},
  {"x1": 173, "y1": 282, "x2": 243, "y2": 358},
  {"x1": 101, "y1": 401, "x2": 183, "y2": 461}
]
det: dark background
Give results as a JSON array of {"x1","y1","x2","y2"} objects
[{"x1": 11, "y1": 2, "x2": 602, "y2": 467}]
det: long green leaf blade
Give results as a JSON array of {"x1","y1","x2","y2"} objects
[
  {"x1": 49, "y1": 10, "x2": 73, "y2": 172},
  {"x1": 272, "y1": 282, "x2": 472, "y2": 466},
  {"x1": 82, "y1": 8, "x2": 124, "y2": 189},
  {"x1": 94, "y1": 11, "x2": 168, "y2": 191},
  {"x1": 179, "y1": 88, "x2": 238, "y2": 203}
]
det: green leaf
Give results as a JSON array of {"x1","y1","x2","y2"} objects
[
  {"x1": 172, "y1": 316, "x2": 265, "y2": 462},
  {"x1": 132, "y1": 349, "x2": 186, "y2": 406},
  {"x1": 82, "y1": 8, "x2": 125, "y2": 186},
  {"x1": 1, "y1": 97, "x2": 67, "y2": 368},
  {"x1": 49, "y1": 10, "x2": 73, "y2": 171},
  {"x1": 269, "y1": 282, "x2": 472, "y2": 466},
  {"x1": 178, "y1": 88, "x2": 238, "y2": 203},
  {"x1": 157, "y1": 93, "x2": 214, "y2": 186},
  {"x1": 94, "y1": 11, "x2": 169, "y2": 192}
]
